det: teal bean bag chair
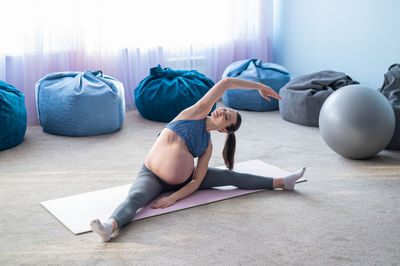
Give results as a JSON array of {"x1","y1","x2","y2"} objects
[
  {"x1": 35, "y1": 70, "x2": 125, "y2": 136},
  {"x1": 0, "y1": 80, "x2": 27, "y2": 151},
  {"x1": 134, "y1": 65, "x2": 216, "y2": 122},
  {"x1": 222, "y1": 59, "x2": 290, "y2": 111}
]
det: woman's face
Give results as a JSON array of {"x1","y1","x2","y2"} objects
[{"x1": 211, "y1": 107, "x2": 238, "y2": 131}]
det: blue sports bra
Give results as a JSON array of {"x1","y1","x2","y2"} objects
[{"x1": 165, "y1": 118, "x2": 210, "y2": 158}]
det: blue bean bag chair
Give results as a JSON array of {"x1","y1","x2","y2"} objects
[
  {"x1": 134, "y1": 65, "x2": 216, "y2": 122},
  {"x1": 222, "y1": 59, "x2": 290, "y2": 111},
  {"x1": 35, "y1": 70, "x2": 125, "y2": 136},
  {"x1": 0, "y1": 80, "x2": 27, "y2": 151}
]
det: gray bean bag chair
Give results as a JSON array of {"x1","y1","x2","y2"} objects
[
  {"x1": 279, "y1": 70, "x2": 359, "y2": 127},
  {"x1": 380, "y1": 64, "x2": 400, "y2": 150}
]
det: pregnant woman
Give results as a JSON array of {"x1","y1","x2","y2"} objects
[{"x1": 91, "y1": 77, "x2": 306, "y2": 242}]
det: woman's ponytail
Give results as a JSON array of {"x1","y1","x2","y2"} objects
[
  {"x1": 223, "y1": 132, "x2": 236, "y2": 170},
  {"x1": 222, "y1": 112, "x2": 242, "y2": 170}
]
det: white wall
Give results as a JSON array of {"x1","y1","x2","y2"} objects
[{"x1": 273, "y1": 0, "x2": 400, "y2": 88}]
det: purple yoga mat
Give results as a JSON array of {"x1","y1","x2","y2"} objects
[
  {"x1": 134, "y1": 187, "x2": 262, "y2": 220},
  {"x1": 41, "y1": 160, "x2": 291, "y2": 234}
]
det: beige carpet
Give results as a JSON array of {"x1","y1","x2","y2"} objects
[{"x1": 1, "y1": 105, "x2": 399, "y2": 265}]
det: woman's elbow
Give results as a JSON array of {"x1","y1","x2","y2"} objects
[{"x1": 219, "y1": 77, "x2": 232, "y2": 87}]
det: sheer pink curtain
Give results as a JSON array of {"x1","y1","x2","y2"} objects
[{"x1": 0, "y1": 0, "x2": 273, "y2": 125}]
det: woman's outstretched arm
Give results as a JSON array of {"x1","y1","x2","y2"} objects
[{"x1": 175, "y1": 77, "x2": 281, "y2": 120}]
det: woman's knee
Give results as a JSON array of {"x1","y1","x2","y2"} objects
[{"x1": 126, "y1": 190, "x2": 150, "y2": 207}]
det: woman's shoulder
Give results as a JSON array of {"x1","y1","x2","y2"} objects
[
  {"x1": 171, "y1": 108, "x2": 207, "y2": 122},
  {"x1": 169, "y1": 117, "x2": 206, "y2": 124}
]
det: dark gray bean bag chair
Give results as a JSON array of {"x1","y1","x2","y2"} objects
[
  {"x1": 380, "y1": 64, "x2": 400, "y2": 150},
  {"x1": 279, "y1": 70, "x2": 359, "y2": 127}
]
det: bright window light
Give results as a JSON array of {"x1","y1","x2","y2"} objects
[{"x1": 0, "y1": 0, "x2": 262, "y2": 54}]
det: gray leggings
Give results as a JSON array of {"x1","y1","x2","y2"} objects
[{"x1": 110, "y1": 164, "x2": 273, "y2": 228}]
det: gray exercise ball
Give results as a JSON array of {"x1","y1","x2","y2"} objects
[{"x1": 319, "y1": 85, "x2": 395, "y2": 159}]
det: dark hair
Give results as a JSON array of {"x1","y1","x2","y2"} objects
[{"x1": 222, "y1": 112, "x2": 242, "y2": 170}]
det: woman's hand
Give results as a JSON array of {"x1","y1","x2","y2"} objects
[
  {"x1": 258, "y1": 84, "x2": 282, "y2": 101},
  {"x1": 151, "y1": 196, "x2": 177, "y2": 209}
]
